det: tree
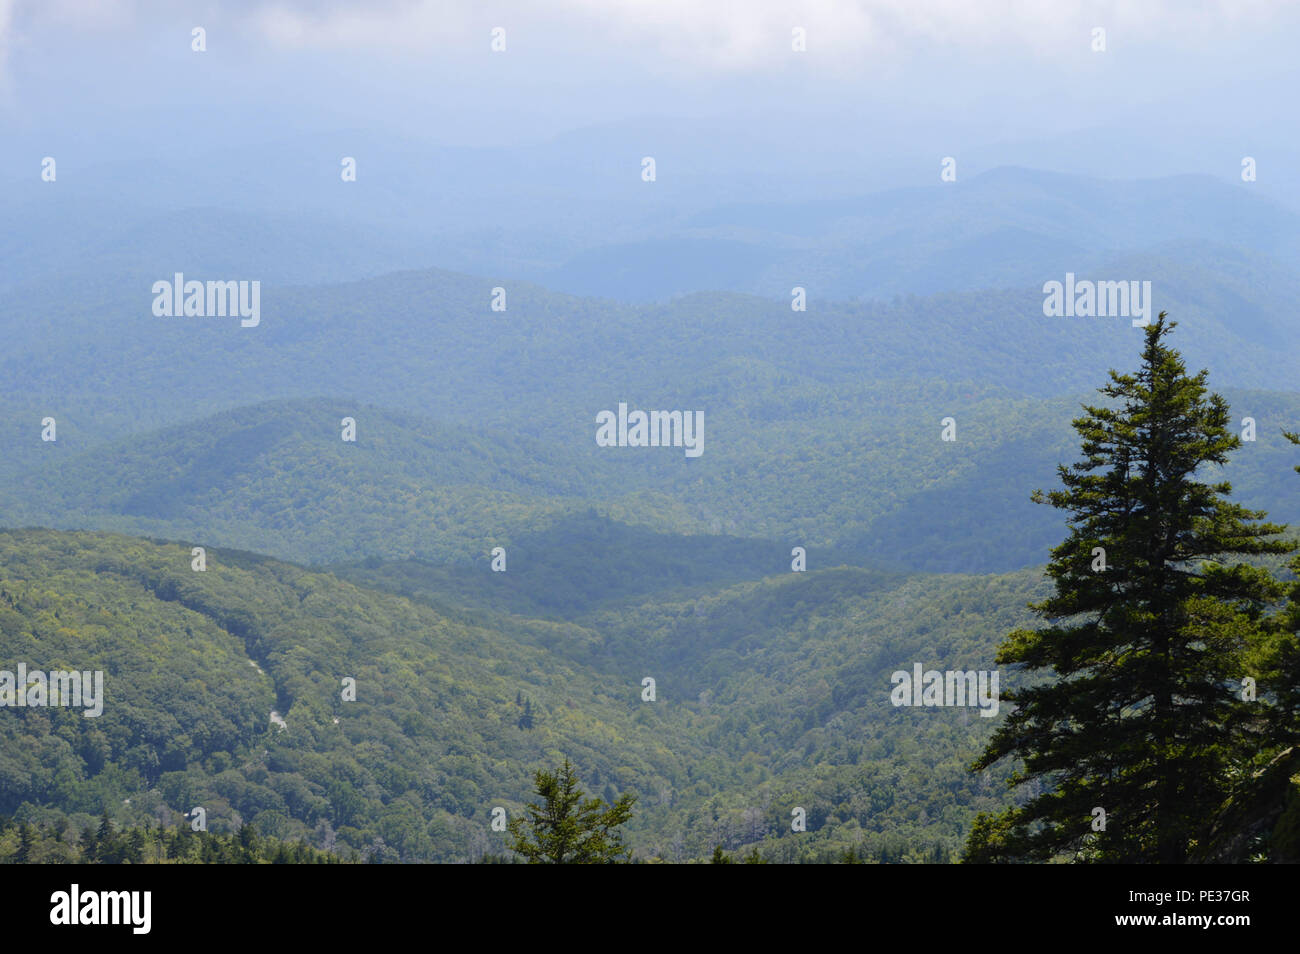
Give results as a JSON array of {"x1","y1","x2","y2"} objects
[
  {"x1": 1269, "y1": 428, "x2": 1300, "y2": 736},
  {"x1": 15, "y1": 823, "x2": 33, "y2": 863},
  {"x1": 965, "y1": 314, "x2": 1292, "y2": 863},
  {"x1": 507, "y1": 758, "x2": 636, "y2": 863},
  {"x1": 710, "y1": 844, "x2": 733, "y2": 864},
  {"x1": 79, "y1": 824, "x2": 99, "y2": 863},
  {"x1": 238, "y1": 823, "x2": 258, "y2": 863},
  {"x1": 1205, "y1": 428, "x2": 1300, "y2": 862},
  {"x1": 94, "y1": 811, "x2": 121, "y2": 864},
  {"x1": 126, "y1": 827, "x2": 146, "y2": 864},
  {"x1": 517, "y1": 696, "x2": 534, "y2": 730}
]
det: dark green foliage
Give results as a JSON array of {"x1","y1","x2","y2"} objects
[
  {"x1": 506, "y1": 759, "x2": 636, "y2": 863},
  {"x1": 965, "y1": 315, "x2": 1294, "y2": 863},
  {"x1": 0, "y1": 525, "x2": 1056, "y2": 862},
  {"x1": 1267, "y1": 429, "x2": 1300, "y2": 735},
  {"x1": 1210, "y1": 429, "x2": 1300, "y2": 863},
  {"x1": 0, "y1": 813, "x2": 343, "y2": 864}
]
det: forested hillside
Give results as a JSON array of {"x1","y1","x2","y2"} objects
[
  {"x1": 4, "y1": 385, "x2": 1296, "y2": 573},
  {"x1": 0, "y1": 528, "x2": 1042, "y2": 862},
  {"x1": 4, "y1": 128, "x2": 1299, "y2": 867}
]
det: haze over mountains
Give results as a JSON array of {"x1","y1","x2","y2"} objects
[
  {"x1": 7, "y1": 160, "x2": 1300, "y2": 298},
  {"x1": 4, "y1": 164, "x2": 1299, "y2": 575},
  {"x1": 3, "y1": 151, "x2": 1296, "y2": 862},
  {"x1": 3, "y1": 1, "x2": 1299, "y2": 863}
]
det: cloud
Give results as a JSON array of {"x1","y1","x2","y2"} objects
[
  {"x1": 3, "y1": 0, "x2": 1296, "y2": 77},
  {"x1": 235, "y1": 0, "x2": 1299, "y2": 72},
  {"x1": 0, "y1": 0, "x2": 1295, "y2": 108},
  {"x1": 0, "y1": 0, "x2": 13, "y2": 74}
]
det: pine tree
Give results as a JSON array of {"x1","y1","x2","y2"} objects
[
  {"x1": 506, "y1": 758, "x2": 636, "y2": 863},
  {"x1": 126, "y1": 827, "x2": 146, "y2": 864},
  {"x1": 517, "y1": 696, "x2": 534, "y2": 730},
  {"x1": 15, "y1": 823, "x2": 33, "y2": 863},
  {"x1": 964, "y1": 314, "x2": 1291, "y2": 863},
  {"x1": 95, "y1": 811, "x2": 120, "y2": 864},
  {"x1": 1270, "y1": 428, "x2": 1300, "y2": 732},
  {"x1": 80, "y1": 824, "x2": 99, "y2": 862},
  {"x1": 1211, "y1": 428, "x2": 1300, "y2": 862},
  {"x1": 710, "y1": 844, "x2": 733, "y2": 864},
  {"x1": 239, "y1": 824, "x2": 259, "y2": 863}
]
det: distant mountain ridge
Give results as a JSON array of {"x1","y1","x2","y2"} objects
[{"x1": 3, "y1": 386, "x2": 1295, "y2": 573}]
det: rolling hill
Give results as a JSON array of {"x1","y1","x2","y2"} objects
[
  {"x1": 0, "y1": 527, "x2": 1046, "y2": 862},
  {"x1": 3, "y1": 381, "x2": 1296, "y2": 574}
]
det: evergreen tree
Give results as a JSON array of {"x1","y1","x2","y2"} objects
[
  {"x1": 517, "y1": 696, "x2": 534, "y2": 730},
  {"x1": 506, "y1": 758, "x2": 636, "y2": 863},
  {"x1": 79, "y1": 824, "x2": 98, "y2": 862},
  {"x1": 1209, "y1": 428, "x2": 1300, "y2": 862},
  {"x1": 964, "y1": 314, "x2": 1291, "y2": 863},
  {"x1": 1269, "y1": 428, "x2": 1300, "y2": 734},
  {"x1": 126, "y1": 827, "x2": 146, "y2": 864},
  {"x1": 710, "y1": 844, "x2": 733, "y2": 864},
  {"x1": 15, "y1": 823, "x2": 33, "y2": 863},
  {"x1": 95, "y1": 811, "x2": 121, "y2": 864}
]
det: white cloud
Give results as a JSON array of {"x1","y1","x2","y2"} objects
[
  {"x1": 234, "y1": 0, "x2": 1298, "y2": 71},
  {"x1": 0, "y1": 0, "x2": 1295, "y2": 92}
]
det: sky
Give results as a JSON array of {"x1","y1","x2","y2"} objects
[{"x1": 2, "y1": 1, "x2": 1298, "y2": 198}]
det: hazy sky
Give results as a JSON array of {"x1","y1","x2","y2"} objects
[{"x1": 2, "y1": 1, "x2": 1298, "y2": 195}]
